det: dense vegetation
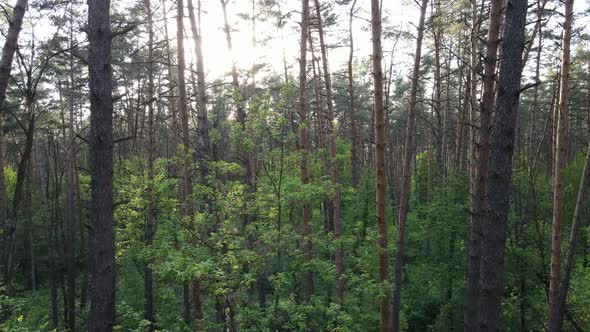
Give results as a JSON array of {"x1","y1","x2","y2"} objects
[{"x1": 0, "y1": 0, "x2": 589, "y2": 331}]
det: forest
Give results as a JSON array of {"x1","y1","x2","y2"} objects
[{"x1": 0, "y1": 0, "x2": 588, "y2": 330}]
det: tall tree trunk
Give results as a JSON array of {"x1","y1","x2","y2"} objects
[
  {"x1": 176, "y1": 0, "x2": 202, "y2": 325},
  {"x1": 312, "y1": 0, "x2": 344, "y2": 305},
  {"x1": 42, "y1": 137, "x2": 59, "y2": 329},
  {"x1": 23, "y1": 162, "x2": 35, "y2": 291},
  {"x1": 4, "y1": 106, "x2": 35, "y2": 296},
  {"x1": 298, "y1": 0, "x2": 313, "y2": 323},
  {"x1": 548, "y1": 0, "x2": 574, "y2": 329},
  {"x1": 65, "y1": 74, "x2": 76, "y2": 332},
  {"x1": 432, "y1": 26, "x2": 443, "y2": 180},
  {"x1": 372, "y1": 0, "x2": 392, "y2": 330},
  {"x1": 478, "y1": 0, "x2": 528, "y2": 328},
  {"x1": 161, "y1": 0, "x2": 190, "y2": 323},
  {"x1": 0, "y1": 0, "x2": 28, "y2": 294},
  {"x1": 464, "y1": 0, "x2": 501, "y2": 326},
  {"x1": 88, "y1": 0, "x2": 115, "y2": 330},
  {"x1": 348, "y1": 0, "x2": 359, "y2": 188},
  {"x1": 144, "y1": 0, "x2": 155, "y2": 329},
  {"x1": 391, "y1": 0, "x2": 428, "y2": 330}
]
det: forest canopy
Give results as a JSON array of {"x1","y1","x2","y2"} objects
[{"x1": 0, "y1": 0, "x2": 589, "y2": 331}]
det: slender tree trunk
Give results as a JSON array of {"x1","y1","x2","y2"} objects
[
  {"x1": 348, "y1": 0, "x2": 359, "y2": 188},
  {"x1": 42, "y1": 138, "x2": 59, "y2": 329},
  {"x1": 391, "y1": 0, "x2": 428, "y2": 330},
  {"x1": 65, "y1": 75, "x2": 77, "y2": 332},
  {"x1": 88, "y1": 0, "x2": 115, "y2": 330},
  {"x1": 464, "y1": 0, "x2": 501, "y2": 326},
  {"x1": 0, "y1": 0, "x2": 28, "y2": 294},
  {"x1": 144, "y1": 0, "x2": 155, "y2": 329},
  {"x1": 4, "y1": 106, "x2": 35, "y2": 295},
  {"x1": 298, "y1": 0, "x2": 313, "y2": 324},
  {"x1": 176, "y1": 0, "x2": 202, "y2": 325},
  {"x1": 188, "y1": 0, "x2": 210, "y2": 163},
  {"x1": 23, "y1": 162, "x2": 35, "y2": 291},
  {"x1": 370, "y1": 0, "x2": 390, "y2": 329},
  {"x1": 312, "y1": 0, "x2": 344, "y2": 305},
  {"x1": 556, "y1": 142, "x2": 590, "y2": 329},
  {"x1": 478, "y1": 0, "x2": 528, "y2": 328},
  {"x1": 548, "y1": 0, "x2": 574, "y2": 329},
  {"x1": 432, "y1": 27, "x2": 443, "y2": 180}
]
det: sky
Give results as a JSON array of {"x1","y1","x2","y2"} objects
[
  {"x1": 10, "y1": 0, "x2": 590, "y2": 95},
  {"x1": 153, "y1": 0, "x2": 421, "y2": 81}
]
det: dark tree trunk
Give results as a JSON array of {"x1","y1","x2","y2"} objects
[
  {"x1": 0, "y1": 0, "x2": 28, "y2": 295},
  {"x1": 4, "y1": 108, "x2": 35, "y2": 295},
  {"x1": 42, "y1": 138, "x2": 59, "y2": 329},
  {"x1": 478, "y1": 0, "x2": 528, "y2": 328},
  {"x1": 88, "y1": 0, "x2": 116, "y2": 330},
  {"x1": 144, "y1": 0, "x2": 156, "y2": 329},
  {"x1": 65, "y1": 49, "x2": 77, "y2": 332}
]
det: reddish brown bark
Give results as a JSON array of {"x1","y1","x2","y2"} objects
[
  {"x1": 548, "y1": 0, "x2": 574, "y2": 329},
  {"x1": 298, "y1": 0, "x2": 313, "y2": 311},
  {"x1": 464, "y1": 0, "x2": 501, "y2": 327}
]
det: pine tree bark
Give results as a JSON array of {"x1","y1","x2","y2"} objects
[
  {"x1": 176, "y1": 0, "x2": 202, "y2": 324},
  {"x1": 370, "y1": 0, "x2": 391, "y2": 329},
  {"x1": 391, "y1": 0, "x2": 428, "y2": 330},
  {"x1": 348, "y1": 0, "x2": 359, "y2": 188},
  {"x1": 88, "y1": 0, "x2": 115, "y2": 330},
  {"x1": 464, "y1": 0, "x2": 501, "y2": 327},
  {"x1": 144, "y1": 0, "x2": 155, "y2": 329},
  {"x1": 478, "y1": 0, "x2": 528, "y2": 328},
  {"x1": 548, "y1": 0, "x2": 574, "y2": 330},
  {"x1": 298, "y1": 0, "x2": 313, "y2": 316}
]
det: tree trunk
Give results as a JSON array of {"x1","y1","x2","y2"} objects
[
  {"x1": 144, "y1": 0, "x2": 155, "y2": 329},
  {"x1": 464, "y1": 0, "x2": 501, "y2": 327},
  {"x1": 0, "y1": 0, "x2": 28, "y2": 294},
  {"x1": 371, "y1": 0, "x2": 392, "y2": 329},
  {"x1": 188, "y1": 0, "x2": 210, "y2": 163},
  {"x1": 348, "y1": 0, "x2": 359, "y2": 188},
  {"x1": 555, "y1": 142, "x2": 590, "y2": 329},
  {"x1": 65, "y1": 75, "x2": 76, "y2": 331},
  {"x1": 548, "y1": 0, "x2": 574, "y2": 329},
  {"x1": 478, "y1": 0, "x2": 528, "y2": 328},
  {"x1": 88, "y1": 0, "x2": 116, "y2": 330},
  {"x1": 312, "y1": 0, "x2": 344, "y2": 305},
  {"x1": 298, "y1": 0, "x2": 313, "y2": 322},
  {"x1": 42, "y1": 138, "x2": 59, "y2": 329},
  {"x1": 176, "y1": 0, "x2": 202, "y2": 325},
  {"x1": 391, "y1": 0, "x2": 428, "y2": 330}
]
